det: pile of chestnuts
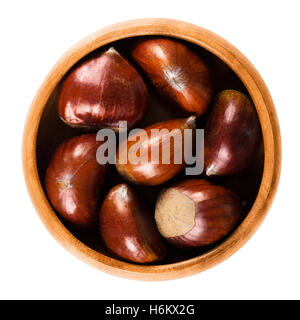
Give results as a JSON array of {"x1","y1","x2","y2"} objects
[{"x1": 44, "y1": 37, "x2": 261, "y2": 264}]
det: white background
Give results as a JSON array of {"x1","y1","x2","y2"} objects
[{"x1": 0, "y1": 0, "x2": 298, "y2": 299}]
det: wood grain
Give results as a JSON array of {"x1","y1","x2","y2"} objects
[{"x1": 22, "y1": 18, "x2": 281, "y2": 281}]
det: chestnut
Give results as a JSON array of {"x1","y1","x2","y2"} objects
[
  {"x1": 155, "y1": 179, "x2": 242, "y2": 247},
  {"x1": 99, "y1": 184, "x2": 166, "y2": 263},
  {"x1": 116, "y1": 116, "x2": 196, "y2": 186},
  {"x1": 204, "y1": 90, "x2": 261, "y2": 176},
  {"x1": 58, "y1": 47, "x2": 148, "y2": 130},
  {"x1": 45, "y1": 134, "x2": 108, "y2": 228},
  {"x1": 131, "y1": 38, "x2": 213, "y2": 116}
]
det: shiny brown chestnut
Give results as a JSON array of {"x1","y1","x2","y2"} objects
[
  {"x1": 45, "y1": 134, "x2": 108, "y2": 228},
  {"x1": 58, "y1": 47, "x2": 148, "y2": 130},
  {"x1": 204, "y1": 90, "x2": 261, "y2": 176},
  {"x1": 131, "y1": 38, "x2": 213, "y2": 116},
  {"x1": 99, "y1": 184, "x2": 166, "y2": 263},
  {"x1": 155, "y1": 179, "x2": 242, "y2": 247},
  {"x1": 116, "y1": 116, "x2": 196, "y2": 186}
]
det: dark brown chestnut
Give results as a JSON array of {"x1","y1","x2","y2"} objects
[
  {"x1": 45, "y1": 134, "x2": 108, "y2": 228},
  {"x1": 116, "y1": 116, "x2": 196, "y2": 186},
  {"x1": 204, "y1": 90, "x2": 261, "y2": 176},
  {"x1": 58, "y1": 47, "x2": 149, "y2": 130},
  {"x1": 155, "y1": 179, "x2": 242, "y2": 247},
  {"x1": 131, "y1": 38, "x2": 213, "y2": 116},
  {"x1": 99, "y1": 184, "x2": 166, "y2": 263}
]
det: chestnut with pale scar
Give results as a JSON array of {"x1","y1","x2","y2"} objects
[{"x1": 155, "y1": 179, "x2": 243, "y2": 247}]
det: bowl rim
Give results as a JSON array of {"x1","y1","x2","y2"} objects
[{"x1": 22, "y1": 18, "x2": 281, "y2": 281}]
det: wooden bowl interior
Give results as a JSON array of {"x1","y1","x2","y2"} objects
[{"x1": 36, "y1": 36, "x2": 264, "y2": 266}]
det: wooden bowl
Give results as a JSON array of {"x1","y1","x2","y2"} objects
[{"x1": 22, "y1": 18, "x2": 281, "y2": 280}]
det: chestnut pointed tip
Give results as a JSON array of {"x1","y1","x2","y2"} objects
[
  {"x1": 105, "y1": 47, "x2": 119, "y2": 55},
  {"x1": 205, "y1": 164, "x2": 216, "y2": 176},
  {"x1": 114, "y1": 183, "x2": 130, "y2": 202},
  {"x1": 186, "y1": 115, "x2": 196, "y2": 129}
]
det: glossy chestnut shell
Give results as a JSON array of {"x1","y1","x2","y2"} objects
[
  {"x1": 116, "y1": 116, "x2": 196, "y2": 186},
  {"x1": 58, "y1": 47, "x2": 149, "y2": 130},
  {"x1": 155, "y1": 179, "x2": 243, "y2": 247},
  {"x1": 131, "y1": 38, "x2": 213, "y2": 116},
  {"x1": 204, "y1": 89, "x2": 261, "y2": 176},
  {"x1": 45, "y1": 134, "x2": 108, "y2": 228},
  {"x1": 99, "y1": 184, "x2": 166, "y2": 263}
]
